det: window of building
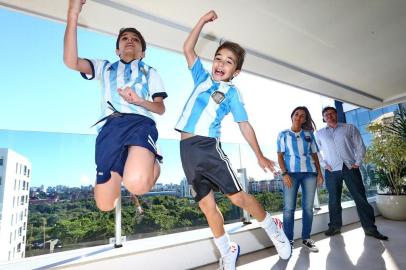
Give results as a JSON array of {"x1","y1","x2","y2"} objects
[
  {"x1": 20, "y1": 196, "x2": 24, "y2": 205},
  {"x1": 14, "y1": 179, "x2": 16, "y2": 190},
  {"x1": 15, "y1": 163, "x2": 18, "y2": 173},
  {"x1": 18, "y1": 227, "x2": 22, "y2": 237},
  {"x1": 27, "y1": 169, "x2": 30, "y2": 178},
  {"x1": 11, "y1": 214, "x2": 13, "y2": 226},
  {"x1": 0, "y1": 176, "x2": 2, "y2": 186},
  {"x1": 0, "y1": 158, "x2": 3, "y2": 166}
]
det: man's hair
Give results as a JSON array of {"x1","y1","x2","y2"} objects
[
  {"x1": 215, "y1": 41, "x2": 246, "y2": 70},
  {"x1": 291, "y1": 106, "x2": 316, "y2": 131},
  {"x1": 116, "y1": 28, "x2": 146, "y2": 52},
  {"x1": 322, "y1": 106, "x2": 337, "y2": 116}
]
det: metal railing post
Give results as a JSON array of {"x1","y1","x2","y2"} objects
[
  {"x1": 114, "y1": 193, "x2": 123, "y2": 248},
  {"x1": 314, "y1": 188, "x2": 321, "y2": 210},
  {"x1": 238, "y1": 168, "x2": 251, "y2": 224}
]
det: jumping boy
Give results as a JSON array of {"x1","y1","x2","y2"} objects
[
  {"x1": 175, "y1": 10, "x2": 291, "y2": 269},
  {"x1": 64, "y1": 0, "x2": 167, "y2": 211}
]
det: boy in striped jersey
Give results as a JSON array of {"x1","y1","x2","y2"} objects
[
  {"x1": 176, "y1": 10, "x2": 291, "y2": 269},
  {"x1": 64, "y1": 0, "x2": 167, "y2": 211}
]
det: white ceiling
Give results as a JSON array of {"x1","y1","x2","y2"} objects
[{"x1": 1, "y1": 0, "x2": 406, "y2": 109}]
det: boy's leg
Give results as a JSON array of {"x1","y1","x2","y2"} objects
[
  {"x1": 122, "y1": 146, "x2": 160, "y2": 195},
  {"x1": 199, "y1": 190, "x2": 225, "y2": 237},
  {"x1": 94, "y1": 172, "x2": 122, "y2": 211},
  {"x1": 227, "y1": 191, "x2": 291, "y2": 259},
  {"x1": 200, "y1": 191, "x2": 240, "y2": 269}
]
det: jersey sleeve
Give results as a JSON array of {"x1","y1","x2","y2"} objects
[
  {"x1": 310, "y1": 132, "x2": 319, "y2": 153},
  {"x1": 229, "y1": 88, "x2": 248, "y2": 122},
  {"x1": 148, "y1": 68, "x2": 168, "y2": 100},
  {"x1": 80, "y1": 59, "x2": 109, "y2": 81},
  {"x1": 277, "y1": 131, "x2": 286, "y2": 153},
  {"x1": 190, "y1": 58, "x2": 210, "y2": 86}
]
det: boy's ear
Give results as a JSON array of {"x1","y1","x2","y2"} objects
[
  {"x1": 141, "y1": 51, "x2": 145, "y2": 59},
  {"x1": 233, "y1": 70, "x2": 241, "y2": 78},
  {"x1": 115, "y1": 49, "x2": 120, "y2": 57}
]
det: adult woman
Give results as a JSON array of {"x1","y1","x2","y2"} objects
[{"x1": 277, "y1": 106, "x2": 324, "y2": 252}]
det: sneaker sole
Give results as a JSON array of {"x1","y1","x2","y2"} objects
[{"x1": 302, "y1": 244, "x2": 319, "y2": 252}]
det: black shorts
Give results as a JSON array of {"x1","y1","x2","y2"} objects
[
  {"x1": 180, "y1": 135, "x2": 243, "y2": 202},
  {"x1": 95, "y1": 114, "x2": 162, "y2": 184}
]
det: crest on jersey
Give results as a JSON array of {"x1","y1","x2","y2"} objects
[{"x1": 211, "y1": 91, "x2": 225, "y2": 104}]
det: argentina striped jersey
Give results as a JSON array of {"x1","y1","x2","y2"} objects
[
  {"x1": 277, "y1": 129, "x2": 319, "y2": 172},
  {"x1": 81, "y1": 58, "x2": 167, "y2": 122},
  {"x1": 175, "y1": 58, "x2": 248, "y2": 138}
]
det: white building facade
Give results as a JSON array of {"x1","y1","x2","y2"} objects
[{"x1": 0, "y1": 148, "x2": 31, "y2": 262}]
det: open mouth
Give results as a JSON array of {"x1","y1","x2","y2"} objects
[{"x1": 214, "y1": 69, "x2": 225, "y2": 76}]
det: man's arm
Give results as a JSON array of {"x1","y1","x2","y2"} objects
[
  {"x1": 315, "y1": 131, "x2": 332, "y2": 171},
  {"x1": 183, "y1": 10, "x2": 218, "y2": 67},
  {"x1": 351, "y1": 125, "x2": 366, "y2": 167},
  {"x1": 238, "y1": 121, "x2": 275, "y2": 172},
  {"x1": 63, "y1": 0, "x2": 92, "y2": 74}
]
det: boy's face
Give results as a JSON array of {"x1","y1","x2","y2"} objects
[
  {"x1": 212, "y1": 48, "x2": 240, "y2": 82},
  {"x1": 116, "y1": 32, "x2": 144, "y2": 60}
]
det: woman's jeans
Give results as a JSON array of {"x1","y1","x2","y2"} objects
[{"x1": 283, "y1": 172, "x2": 317, "y2": 241}]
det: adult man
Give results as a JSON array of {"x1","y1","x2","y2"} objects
[{"x1": 316, "y1": 106, "x2": 388, "y2": 240}]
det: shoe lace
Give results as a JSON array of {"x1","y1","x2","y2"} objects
[{"x1": 305, "y1": 239, "x2": 315, "y2": 245}]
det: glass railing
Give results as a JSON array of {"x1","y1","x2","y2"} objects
[{"x1": 0, "y1": 129, "x2": 380, "y2": 260}]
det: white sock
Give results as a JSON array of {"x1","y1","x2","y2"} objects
[
  {"x1": 259, "y1": 212, "x2": 277, "y2": 236},
  {"x1": 214, "y1": 233, "x2": 231, "y2": 257}
]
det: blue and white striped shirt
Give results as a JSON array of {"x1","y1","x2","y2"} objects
[
  {"x1": 277, "y1": 129, "x2": 319, "y2": 173},
  {"x1": 81, "y1": 58, "x2": 167, "y2": 122},
  {"x1": 175, "y1": 58, "x2": 248, "y2": 138},
  {"x1": 315, "y1": 123, "x2": 366, "y2": 171}
]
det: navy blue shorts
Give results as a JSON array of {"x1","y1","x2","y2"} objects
[
  {"x1": 180, "y1": 135, "x2": 243, "y2": 202},
  {"x1": 95, "y1": 114, "x2": 162, "y2": 184}
]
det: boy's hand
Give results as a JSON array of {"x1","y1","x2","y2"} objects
[
  {"x1": 68, "y1": 0, "x2": 86, "y2": 16},
  {"x1": 118, "y1": 87, "x2": 144, "y2": 105},
  {"x1": 258, "y1": 156, "x2": 276, "y2": 173},
  {"x1": 201, "y1": 10, "x2": 218, "y2": 24}
]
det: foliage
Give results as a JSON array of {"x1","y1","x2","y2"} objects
[{"x1": 365, "y1": 115, "x2": 406, "y2": 195}]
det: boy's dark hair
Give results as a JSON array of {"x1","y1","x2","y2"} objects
[
  {"x1": 116, "y1": 28, "x2": 146, "y2": 52},
  {"x1": 322, "y1": 106, "x2": 337, "y2": 116},
  {"x1": 290, "y1": 106, "x2": 316, "y2": 131},
  {"x1": 215, "y1": 41, "x2": 245, "y2": 70}
]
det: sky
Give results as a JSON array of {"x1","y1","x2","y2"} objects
[{"x1": 0, "y1": 7, "x2": 334, "y2": 188}]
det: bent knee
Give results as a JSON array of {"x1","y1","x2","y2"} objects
[
  {"x1": 227, "y1": 192, "x2": 246, "y2": 207},
  {"x1": 96, "y1": 200, "x2": 115, "y2": 212},
  {"x1": 123, "y1": 175, "x2": 153, "y2": 195}
]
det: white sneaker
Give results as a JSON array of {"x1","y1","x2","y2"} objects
[
  {"x1": 269, "y1": 218, "x2": 292, "y2": 260},
  {"x1": 218, "y1": 242, "x2": 240, "y2": 270}
]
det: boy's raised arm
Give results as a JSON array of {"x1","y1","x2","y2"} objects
[
  {"x1": 183, "y1": 10, "x2": 218, "y2": 67},
  {"x1": 63, "y1": 0, "x2": 92, "y2": 75}
]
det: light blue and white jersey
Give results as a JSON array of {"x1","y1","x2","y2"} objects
[
  {"x1": 81, "y1": 58, "x2": 167, "y2": 122},
  {"x1": 175, "y1": 58, "x2": 248, "y2": 138},
  {"x1": 277, "y1": 129, "x2": 319, "y2": 173}
]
